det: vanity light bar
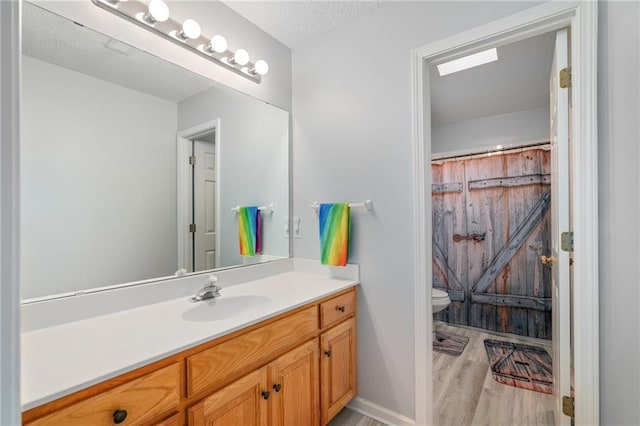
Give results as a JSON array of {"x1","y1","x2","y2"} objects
[{"x1": 91, "y1": 0, "x2": 268, "y2": 83}]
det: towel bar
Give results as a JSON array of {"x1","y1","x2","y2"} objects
[
  {"x1": 231, "y1": 204, "x2": 274, "y2": 214},
  {"x1": 309, "y1": 200, "x2": 373, "y2": 212}
]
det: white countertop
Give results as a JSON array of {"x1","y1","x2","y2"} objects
[{"x1": 21, "y1": 269, "x2": 358, "y2": 410}]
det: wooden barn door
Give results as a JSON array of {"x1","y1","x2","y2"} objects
[{"x1": 432, "y1": 146, "x2": 552, "y2": 339}]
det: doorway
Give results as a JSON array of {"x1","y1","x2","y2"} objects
[
  {"x1": 191, "y1": 134, "x2": 217, "y2": 272},
  {"x1": 177, "y1": 119, "x2": 221, "y2": 274},
  {"x1": 410, "y1": 3, "x2": 598, "y2": 425},
  {"x1": 430, "y1": 28, "x2": 569, "y2": 426}
]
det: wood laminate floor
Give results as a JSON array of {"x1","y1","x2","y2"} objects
[
  {"x1": 434, "y1": 322, "x2": 555, "y2": 426},
  {"x1": 328, "y1": 408, "x2": 386, "y2": 426},
  {"x1": 329, "y1": 323, "x2": 554, "y2": 426}
]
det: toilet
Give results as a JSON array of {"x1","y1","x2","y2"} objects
[
  {"x1": 432, "y1": 288, "x2": 451, "y2": 342},
  {"x1": 432, "y1": 288, "x2": 451, "y2": 314}
]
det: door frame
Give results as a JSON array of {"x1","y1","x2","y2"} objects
[
  {"x1": 177, "y1": 119, "x2": 221, "y2": 272},
  {"x1": 411, "y1": 2, "x2": 598, "y2": 425},
  {"x1": 0, "y1": 0, "x2": 21, "y2": 424}
]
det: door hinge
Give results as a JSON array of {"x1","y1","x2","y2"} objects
[
  {"x1": 189, "y1": 224, "x2": 196, "y2": 233},
  {"x1": 562, "y1": 395, "x2": 575, "y2": 418},
  {"x1": 189, "y1": 155, "x2": 196, "y2": 166},
  {"x1": 561, "y1": 231, "x2": 574, "y2": 252},
  {"x1": 559, "y1": 67, "x2": 572, "y2": 88}
]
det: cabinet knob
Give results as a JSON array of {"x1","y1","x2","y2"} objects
[
  {"x1": 273, "y1": 383, "x2": 282, "y2": 392},
  {"x1": 112, "y1": 410, "x2": 128, "y2": 424},
  {"x1": 261, "y1": 390, "x2": 271, "y2": 400},
  {"x1": 336, "y1": 305, "x2": 346, "y2": 313},
  {"x1": 324, "y1": 350, "x2": 332, "y2": 357}
]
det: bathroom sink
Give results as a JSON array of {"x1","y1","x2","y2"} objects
[{"x1": 182, "y1": 295, "x2": 272, "y2": 322}]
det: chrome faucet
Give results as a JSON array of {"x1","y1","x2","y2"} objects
[{"x1": 190, "y1": 275, "x2": 221, "y2": 303}]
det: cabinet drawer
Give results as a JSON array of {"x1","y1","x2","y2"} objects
[
  {"x1": 320, "y1": 290, "x2": 356, "y2": 329},
  {"x1": 26, "y1": 363, "x2": 180, "y2": 426},
  {"x1": 187, "y1": 306, "x2": 318, "y2": 397}
]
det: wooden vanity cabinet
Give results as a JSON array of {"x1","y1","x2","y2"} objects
[
  {"x1": 23, "y1": 287, "x2": 357, "y2": 426},
  {"x1": 188, "y1": 338, "x2": 320, "y2": 426},
  {"x1": 188, "y1": 367, "x2": 269, "y2": 426},
  {"x1": 269, "y1": 339, "x2": 320, "y2": 426},
  {"x1": 24, "y1": 363, "x2": 181, "y2": 426},
  {"x1": 320, "y1": 317, "x2": 357, "y2": 425}
]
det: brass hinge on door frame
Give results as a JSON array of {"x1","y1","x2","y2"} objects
[
  {"x1": 560, "y1": 67, "x2": 572, "y2": 88},
  {"x1": 562, "y1": 395, "x2": 575, "y2": 418},
  {"x1": 561, "y1": 231, "x2": 574, "y2": 252},
  {"x1": 189, "y1": 155, "x2": 196, "y2": 166},
  {"x1": 189, "y1": 224, "x2": 196, "y2": 233}
]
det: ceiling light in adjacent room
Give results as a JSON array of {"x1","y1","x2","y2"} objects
[{"x1": 437, "y1": 48, "x2": 498, "y2": 76}]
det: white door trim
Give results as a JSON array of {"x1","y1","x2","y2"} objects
[
  {"x1": 0, "y1": 0, "x2": 22, "y2": 423},
  {"x1": 411, "y1": 2, "x2": 598, "y2": 425},
  {"x1": 177, "y1": 119, "x2": 221, "y2": 272}
]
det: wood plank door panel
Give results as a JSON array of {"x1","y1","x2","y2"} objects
[
  {"x1": 432, "y1": 147, "x2": 552, "y2": 339},
  {"x1": 431, "y1": 159, "x2": 468, "y2": 325},
  {"x1": 504, "y1": 149, "x2": 551, "y2": 338}
]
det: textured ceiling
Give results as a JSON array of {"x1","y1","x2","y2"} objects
[
  {"x1": 219, "y1": 0, "x2": 554, "y2": 125},
  {"x1": 22, "y1": 2, "x2": 215, "y2": 103},
  {"x1": 220, "y1": 0, "x2": 384, "y2": 48},
  {"x1": 431, "y1": 31, "x2": 555, "y2": 126}
]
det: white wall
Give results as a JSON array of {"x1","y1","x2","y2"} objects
[
  {"x1": 0, "y1": 1, "x2": 21, "y2": 423},
  {"x1": 178, "y1": 86, "x2": 289, "y2": 268},
  {"x1": 292, "y1": 1, "x2": 543, "y2": 419},
  {"x1": 598, "y1": 2, "x2": 640, "y2": 425},
  {"x1": 33, "y1": 1, "x2": 292, "y2": 111},
  {"x1": 432, "y1": 107, "x2": 549, "y2": 154},
  {"x1": 21, "y1": 56, "x2": 178, "y2": 299}
]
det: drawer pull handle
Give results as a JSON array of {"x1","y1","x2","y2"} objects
[
  {"x1": 262, "y1": 390, "x2": 271, "y2": 400},
  {"x1": 273, "y1": 383, "x2": 282, "y2": 392},
  {"x1": 324, "y1": 350, "x2": 332, "y2": 357},
  {"x1": 336, "y1": 305, "x2": 346, "y2": 313},
  {"x1": 113, "y1": 409, "x2": 128, "y2": 424}
]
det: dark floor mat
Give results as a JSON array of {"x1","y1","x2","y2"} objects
[
  {"x1": 433, "y1": 329, "x2": 470, "y2": 356},
  {"x1": 483, "y1": 339, "x2": 553, "y2": 394}
]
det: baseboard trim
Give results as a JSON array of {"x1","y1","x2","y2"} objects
[{"x1": 347, "y1": 397, "x2": 416, "y2": 426}]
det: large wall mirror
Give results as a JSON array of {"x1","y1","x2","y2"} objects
[{"x1": 20, "y1": 2, "x2": 290, "y2": 301}]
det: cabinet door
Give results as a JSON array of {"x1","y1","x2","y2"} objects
[
  {"x1": 188, "y1": 367, "x2": 269, "y2": 426},
  {"x1": 269, "y1": 339, "x2": 320, "y2": 426},
  {"x1": 321, "y1": 318, "x2": 357, "y2": 425}
]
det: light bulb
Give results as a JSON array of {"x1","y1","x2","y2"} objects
[
  {"x1": 233, "y1": 49, "x2": 249, "y2": 66},
  {"x1": 181, "y1": 19, "x2": 201, "y2": 40},
  {"x1": 148, "y1": 0, "x2": 169, "y2": 22},
  {"x1": 253, "y1": 59, "x2": 269, "y2": 76},
  {"x1": 210, "y1": 35, "x2": 227, "y2": 53}
]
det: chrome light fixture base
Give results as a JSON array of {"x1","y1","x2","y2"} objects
[{"x1": 91, "y1": 0, "x2": 264, "y2": 83}]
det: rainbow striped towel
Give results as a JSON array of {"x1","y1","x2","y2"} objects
[
  {"x1": 238, "y1": 206, "x2": 261, "y2": 256},
  {"x1": 319, "y1": 203, "x2": 350, "y2": 266}
]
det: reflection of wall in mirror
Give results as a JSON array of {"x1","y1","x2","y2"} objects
[
  {"x1": 21, "y1": 55, "x2": 178, "y2": 299},
  {"x1": 178, "y1": 87, "x2": 289, "y2": 268}
]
